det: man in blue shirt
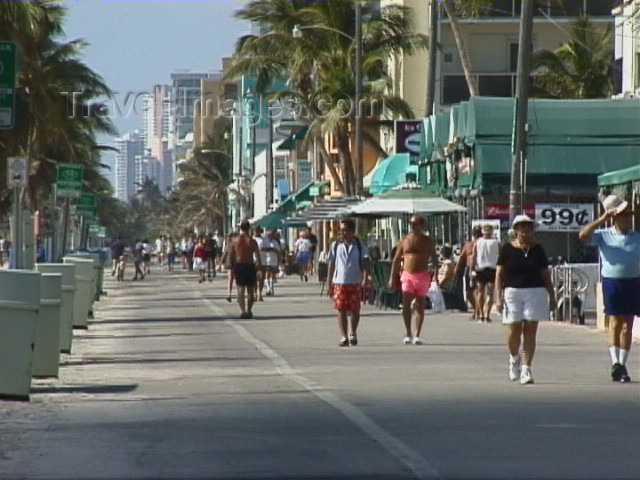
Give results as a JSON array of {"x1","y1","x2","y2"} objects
[
  {"x1": 579, "y1": 194, "x2": 640, "y2": 383},
  {"x1": 328, "y1": 218, "x2": 370, "y2": 347}
]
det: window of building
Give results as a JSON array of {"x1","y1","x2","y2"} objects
[
  {"x1": 479, "y1": 75, "x2": 513, "y2": 97},
  {"x1": 442, "y1": 75, "x2": 471, "y2": 104},
  {"x1": 509, "y1": 42, "x2": 519, "y2": 73}
]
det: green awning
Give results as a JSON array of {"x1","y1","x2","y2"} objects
[
  {"x1": 277, "y1": 126, "x2": 309, "y2": 151},
  {"x1": 278, "y1": 180, "x2": 315, "y2": 211},
  {"x1": 475, "y1": 144, "x2": 640, "y2": 177},
  {"x1": 296, "y1": 200, "x2": 313, "y2": 210},
  {"x1": 253, "y1": 211, "x2": 287, "y2": 230},
  {"x1": 370, "y1": 153, "x2": 411, "y2": 196},
  {"x1": 598, "y1": 164, "x2": 640, "y2": 187}
]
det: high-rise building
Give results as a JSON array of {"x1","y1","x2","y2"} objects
[
  {"x1": 114, "y1": 131, "x2": 144, "y2": 202},
  {"x1": 142, "y1": 84, "x2": 174, "y2": 193},
  {"x1": 170, "y1": 71, "x2": 209, "y2": 186}
]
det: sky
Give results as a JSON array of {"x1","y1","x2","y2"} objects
[{"x1": 62, "y1": 0, "x2": 249, "y2": 177}]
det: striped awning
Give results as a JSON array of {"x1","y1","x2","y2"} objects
[{"x1": 284, "y1": 197, "x2": 361, "y2": 223}]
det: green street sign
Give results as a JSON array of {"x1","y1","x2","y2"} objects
[
  {"x1": 76, "y1": 192, "x2": 96, "y2": 211},
  {"x1": 88, "y1": 224, "x2": 100, "y2": 233},
  {"x1": 0, "y1": 41, "x2": 17, "y2": 130},
  {"x1": 98, "y1": 226, "x2": 106, "y2": 238},
  {"x1": 56, "y1": 163, "x2": 84, "y2": 198}
]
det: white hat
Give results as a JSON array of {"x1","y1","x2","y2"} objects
[
  {"x1": 602, "y1": 194, "x2": 629, "y2": 215},
  {"x1": 512, "y1": 214, "x2": 536, "y2": 228}
]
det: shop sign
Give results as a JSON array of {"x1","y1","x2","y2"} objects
[{"x1": 535, "y1": 203, "x2": 593, "y2": 232}]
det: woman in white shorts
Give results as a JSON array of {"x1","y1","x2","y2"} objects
[{"x1": 495, "y1": 215, "x2": 557, "y2": 385}]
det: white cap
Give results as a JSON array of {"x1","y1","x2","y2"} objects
[
  {"x1": 602, "y1": 194, "x2": 629, "y2": 215},
  {"x1": 512, "y1": 214, "x2": 536, "y2": 228}
]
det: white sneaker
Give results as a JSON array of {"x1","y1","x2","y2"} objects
[
  {"x1": 402, "y1": 336, "x2": 413, "y2": 345},
  {"x1": 509, "y1": 358, "x2": 521, "y2": 381},
  {"x1": 412, "y1": 337, "x2": 424, "y2": 345},
  {"x1": 520, "y1": 369, "x2": 534, "y2": 385}
]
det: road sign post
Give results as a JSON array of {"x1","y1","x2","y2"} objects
[
  {"x1": 56, "y1": 164, "x2": 84, "y2": 259},
  {"x1": 7, "y1": 157, "x2": 27, "y2": 269},
  {"x1": 0, "y1": 41, "x2": 17, "y2": 130}
]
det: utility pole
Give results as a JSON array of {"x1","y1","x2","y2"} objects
[
  {"x1": 354, "y1": 0, "x2": 364, "y2": 198},
  {"x1": 509, "y1": 0, "x2": 534, "y2": 224},
  {"x1": 425, "y1": 0, "x2": 438, "y2": 116}
]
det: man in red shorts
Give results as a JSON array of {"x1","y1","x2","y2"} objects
[
  {"x1": 389, "y1": 215, "x2": 438, "y2": 345},
  {"x1": 328, "y1": 218, "x2": 370, "y2": 347}
]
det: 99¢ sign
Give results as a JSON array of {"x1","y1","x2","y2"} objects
[{"x1": 535, "y1": 203, "x2": 594, "y2": 232}]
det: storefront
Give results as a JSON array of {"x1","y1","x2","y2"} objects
[{"x1": 419, "y1": 97, "x2": 640, "y2": 261}]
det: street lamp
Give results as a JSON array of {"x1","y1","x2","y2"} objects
[{"x1": 292, "y1": 1, "x2": 364, "y2": 198}]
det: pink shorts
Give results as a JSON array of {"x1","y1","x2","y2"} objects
[{"x1": 400, "y1": 271, "x2": 431, "y2": 297}]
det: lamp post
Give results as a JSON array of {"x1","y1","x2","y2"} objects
[
  {"x1": 354, "y1": 1, "x2": 363, "y2": 198},
  {"x1": 293, "y1": 3, "x2": 364, "y2": 197}
]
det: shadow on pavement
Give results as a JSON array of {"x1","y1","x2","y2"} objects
[{"x1": 30, "y1": 384, "x2": 138, "y2": 395}]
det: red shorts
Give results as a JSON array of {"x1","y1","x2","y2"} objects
[
  {"x1": 333, "y1": 284, "x2": 362, "y2": 313},
  {"x1": 400, "y1": 271, "x2": 431, "y2": 297}
]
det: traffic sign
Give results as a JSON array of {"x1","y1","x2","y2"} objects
[
  {"x1": 56, "y1": 163, "x2": 84, "y2": 198},
  {"x1": 0, "y1": 41, "x2": 16, "y2": 129},
  {"x1": 6, "y1": 157, "x2": 27, "y2": 189}
]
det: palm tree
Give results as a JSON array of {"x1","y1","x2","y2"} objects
[
  {"x1": 0, "y1": 3, "x2": 114, "y2": 217},
  {"x1": 442, "y1": 0, "x2": 488, "y2": 97},
  {"x1": 532, "y1": 16, "x2": 614, "y2": 99},
  {"x1": 226, "y1": 1, "x2": 427, "y2": 196},
  {"x1": 167, "y1": 117, "x2": 233, "y2": 235}
]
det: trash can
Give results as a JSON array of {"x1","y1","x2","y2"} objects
[
  {"x1": 32, "y1": 273, "x2": 62, "y2": 378},
  {"x1": 35, "y1": 264, "x2": 76, "y2": 354},
  {"x1": 0, "y1": 270, "x2": 40, "y2": 401},
  {"x1": 63, "y1": 257, "x2": 94, "y2": 329}
]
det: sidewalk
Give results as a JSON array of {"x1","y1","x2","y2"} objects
[{"x1": 0, "y1": 267, "x2": 638, "y2": 479}]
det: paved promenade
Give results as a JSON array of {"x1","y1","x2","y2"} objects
[{"x1": 0, "y1": 268, "x2": 638, "y2": 479}]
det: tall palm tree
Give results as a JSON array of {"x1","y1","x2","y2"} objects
[
  {"x1": 532, "y1": 16, "x2": 614, "y2": 99},
  {"x1": 168, "y1": 117, "x2": 233, "y2": 234},
  {"x1": 226, "y1": 1, "x2": 427, "y2": 196},
  {"x1": 0, "y1": 2, "x2": 114, "y2": 215},
  {"x1": 442, "y1": 0, "x2": 488, "y2": 97}
]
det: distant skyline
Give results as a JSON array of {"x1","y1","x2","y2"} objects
[{"x1": 62, "y1": 1, "x2": 249, "y2": 180}]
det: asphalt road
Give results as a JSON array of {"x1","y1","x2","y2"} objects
[{"x1": 1, "y1": 267, "x2": 638, "y2": 479}]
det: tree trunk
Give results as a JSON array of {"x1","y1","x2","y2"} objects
[
  {"x1": 338, "y1": 132, "x2": 356, "y2": 197},
  {"x1": 443, "y1": 0, "x2": 479, "y2": 97},
  {"x1": 317, "y1": 139, "x2": 345, "y2": 193}
]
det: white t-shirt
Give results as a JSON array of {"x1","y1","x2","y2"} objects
[
  {"x1": 155, "y1": 238, "x2": 165, "y2": 253},
  {"x1": 475, "y1": 237, "x2": 499, "y2": 270},
  {"x1": 295, "y1": 238, "x2": 312, "y2": 253}
]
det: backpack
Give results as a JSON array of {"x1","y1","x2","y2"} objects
[{"x1": 332, "y1": 237, "x2": 364, "y2": 267}]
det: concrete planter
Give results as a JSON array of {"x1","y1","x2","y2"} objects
[
  {"x1": 0, "y1": 270, "x2": 40, "y2": 401},
  {"x1": 66, "y1": 252, "x2": 103, "y2": 303},
  {"x1": 35, "y1": 264, "x2": 76, "y2": 354},
  {"x1": 63, "y1": 257, "x2": 94, "y2": 329},
  {"x1": 32, "y1": 274, "x2": 62, "y2": 378}
]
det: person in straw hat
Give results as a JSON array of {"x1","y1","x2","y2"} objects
[
  {"x1": 579, "y1": 194, "x2": 640, "y2": 383},
  {"x1": 495, "y1": 215, "x2": 556, "y2": 385}
]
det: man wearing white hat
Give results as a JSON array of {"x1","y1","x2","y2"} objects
[{"x1": 579, "y1": 194, "x2": 640, "y2": 383}]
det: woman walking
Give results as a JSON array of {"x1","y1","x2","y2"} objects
[
  {"x1": 495, "y1": 215, "x2": 556, "y2": 385},
  {"x1": 579, "y1": 195, "x2": 640, "y2": 383},
  {"x1": 193, "y1": 237, "x2": 208, "y2": 284}
]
